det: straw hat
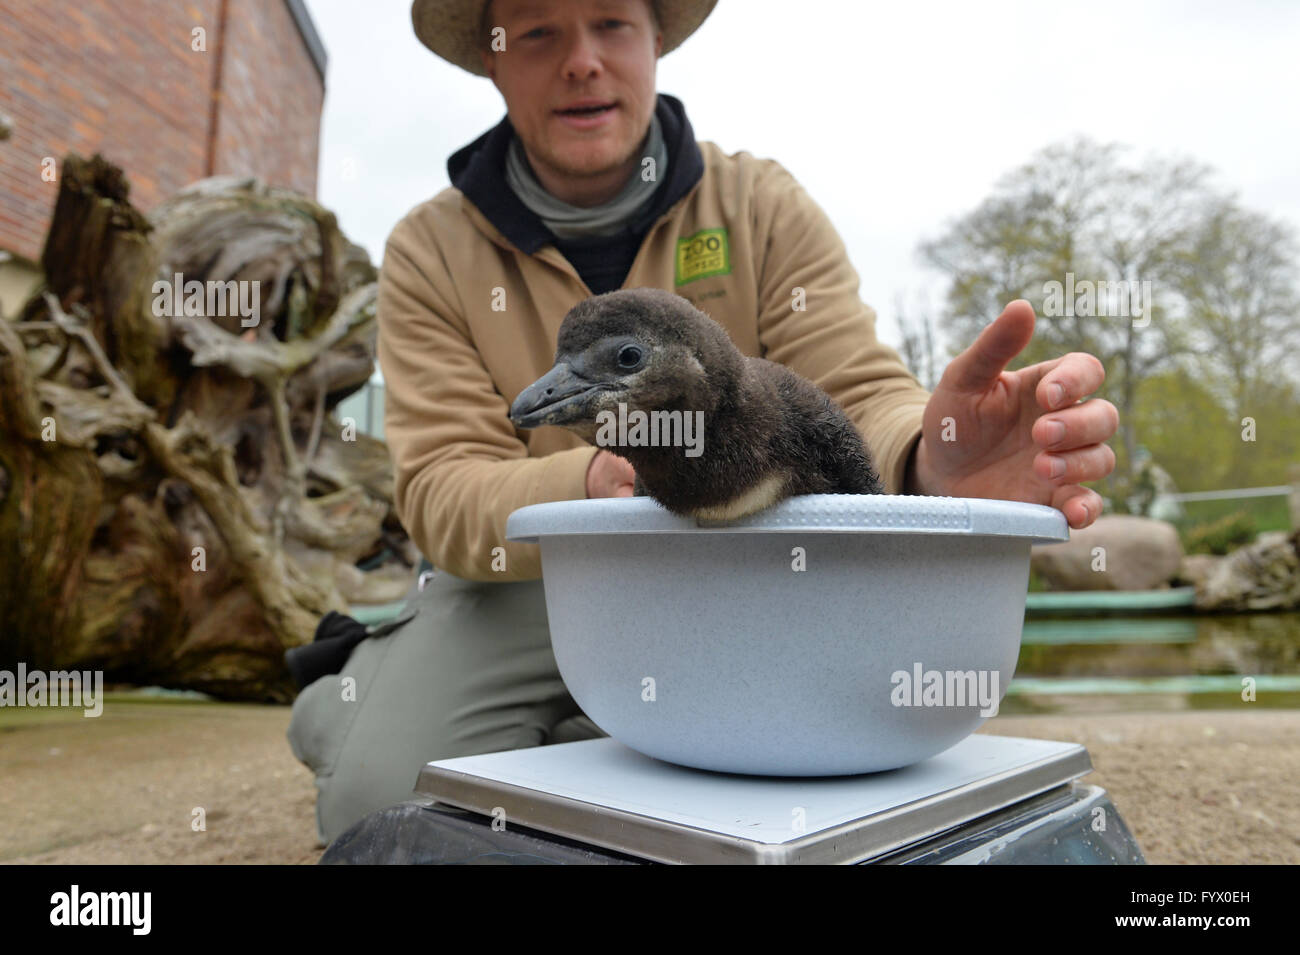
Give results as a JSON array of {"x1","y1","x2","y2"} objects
[{"x1": 411, "y1": 0, "x2": 718, "y2": 76}]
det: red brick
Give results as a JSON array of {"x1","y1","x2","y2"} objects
[{"x1": 0, "y1": 0, "x2": 322, "y2": 261}]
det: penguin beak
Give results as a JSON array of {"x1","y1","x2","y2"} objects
[{"x1": 510, "y1": 362, "x2": 607, "y2": 429}]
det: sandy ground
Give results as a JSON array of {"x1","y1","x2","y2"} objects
[
  {"x1": 0, "y1": 699, "x2": 322, "y2": 865},
  {"x1": 1, "y1": 699, "x2": 1296, "y2": 864}
]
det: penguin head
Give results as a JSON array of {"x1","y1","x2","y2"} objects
[{"x1": 509, "y1": 288, "x2": 741, "y2": 443}]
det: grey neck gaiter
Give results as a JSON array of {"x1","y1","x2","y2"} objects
[{"x1": 505, "y1": 112, "x2": 668, "y2": 239}]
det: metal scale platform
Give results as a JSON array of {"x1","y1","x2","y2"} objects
[{"x1": 322, "y1": 734, "x2": 1146, "y2": 865}]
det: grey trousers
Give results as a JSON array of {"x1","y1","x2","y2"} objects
[{"x1": 287, "y1": 566, "x2": 606, "y2": 846}]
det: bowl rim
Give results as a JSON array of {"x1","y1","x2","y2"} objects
[{"x1": 506, "y1": 494, "x2": 1069, "y2": 544}]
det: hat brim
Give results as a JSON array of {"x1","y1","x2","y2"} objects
[{"x1": 412, "y1": 0, "x2": 717, "y2": 77}]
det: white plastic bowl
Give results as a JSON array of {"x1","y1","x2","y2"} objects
[{"x1": 507, "y1": 494, "x2": 1069, "y2": 776}]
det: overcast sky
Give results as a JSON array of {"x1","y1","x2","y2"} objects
[{"x1": 302, "y1": 0, "x2": 1300, "y2": 376}]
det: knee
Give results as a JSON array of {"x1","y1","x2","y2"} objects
[
  {"x1": 313, "y1": 762, "x2": 425, "y2": 847},
  {"x1": 287, "y1": 674, "x2": 352, "y2": 776}
]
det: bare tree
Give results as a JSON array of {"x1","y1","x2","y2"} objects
[
  {"x1": 919, "y1": 137, "x2": 1225, "y2": 501},
  {"x1": 894, "y1": 291, "x2": 940, "y2": 391},
  {"x1": 1176, "y1": 198, "x2": 1300, "y2": 422}
]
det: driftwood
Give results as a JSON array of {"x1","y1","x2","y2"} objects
[{"x1": 0, "y1": 154, "x2": 414, "y2": 700}]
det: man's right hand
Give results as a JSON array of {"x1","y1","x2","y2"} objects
[{"x1": 586, "y1": 449, "x2": 636, "y2": 498}]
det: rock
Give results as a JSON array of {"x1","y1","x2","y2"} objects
[
  {"x1": 1031, "y1": 515, "x2": 1184, "y2": 591},
  {"x1": 1195, "y1": 530, "x2": 1300, "y2": 612},
  {"x1": 1178, "y1": 554, "x2": 1225, "y2": 589}
]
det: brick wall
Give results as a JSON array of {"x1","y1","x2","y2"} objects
[
  {"x1": 0, "y1": 0, "x2": 324, "y2": 265},
  {"x1": 215, "y1": 0, "x2": 323, "y2": 204}
]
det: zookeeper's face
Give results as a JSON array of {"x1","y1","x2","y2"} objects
[{"x1": 480, "y1": 0, "x2": 663, "y2": 187}]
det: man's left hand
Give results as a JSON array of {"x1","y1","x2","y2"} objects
[{"x1": 905, "y1": 299, "x2": 1118, "y2": 529}]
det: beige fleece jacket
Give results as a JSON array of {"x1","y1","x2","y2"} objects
[{"x1": 377, "y1": 141, "x2": 931, "y2": 581}]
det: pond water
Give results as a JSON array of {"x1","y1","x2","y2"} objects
[{"x1": 1004, "y1": 610, "x2": 1300, "y2": 714}]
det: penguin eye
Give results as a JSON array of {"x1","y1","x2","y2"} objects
[{"x1": 616, "y1": 345, "x2": 643, "y2": 369}]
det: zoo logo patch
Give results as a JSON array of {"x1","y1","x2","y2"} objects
[{"x1": 675, "y1": 228, "x2": 730, "y2": 286}]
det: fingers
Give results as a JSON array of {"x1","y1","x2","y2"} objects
[
  {"x1": 586, "y1": 449, "x2": 637, "y2": 498},
  {"x1": 1032, "y1": 398, "x2": 1119, "y2": 450},
  {"x1": 1035, "y1": 351, "x2": 1106, "y2": 410},
  {"x1": 941, "y1": 300, "x2": 1037, "y2": 394},
  {"x1": 606, "y1": 449, "x2": 635, "y2": 474},
  {"x1": 1035, "y1": 442, "x2": 1115, "y2": 485},
  {"x1": 1051, "y1": 484, "x2": 1105, "y2": 529},
  {"x1": 1031, "y1": 355, "x2": 1114, "y2": 530}
]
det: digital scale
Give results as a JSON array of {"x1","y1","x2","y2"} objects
[{"x1": 321, "y1": 733, "x2": 1145, "y2": 864}]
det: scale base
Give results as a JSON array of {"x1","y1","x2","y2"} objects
[{"x1": 321, "y1": 735, "x2": 1145, "y2": 865}]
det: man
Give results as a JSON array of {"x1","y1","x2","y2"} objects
[{"x1": 288, "y1": 0, "x2": 1118, "y2": 845}]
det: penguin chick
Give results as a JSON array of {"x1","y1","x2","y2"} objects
[{"x1": 509, "y1": 288, "x2": 882, "y2": 520}]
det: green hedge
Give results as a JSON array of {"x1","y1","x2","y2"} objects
[
  {"x1": 1182, "y1": 510, "x2": 1257, "y2": 555},
  {"x1": 1175, "y1": 495, "x2": 1291, "y2": 549}
]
